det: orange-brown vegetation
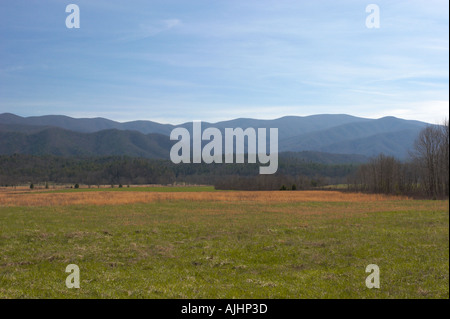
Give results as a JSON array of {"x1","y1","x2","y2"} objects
[{"x1": 0, "y1": 189, "x2": 410, "y2": 207}]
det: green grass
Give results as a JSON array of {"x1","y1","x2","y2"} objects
[{"x1": 0, "y1": 199, "x2": 448, "y2": 298}]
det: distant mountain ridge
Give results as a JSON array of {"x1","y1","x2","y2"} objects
[
  {"x1": 0, "y1": 113, "x2": 432, "y2": 160},
  {"x1": 0, "y1": 113, "x2": 174, "y2": 135},
  {"x1": 0, "y1": 127, "x2": 172, "y2": 159},
  {"x1": 0, "y1": 113, "x2": 366, "y2": 137}
]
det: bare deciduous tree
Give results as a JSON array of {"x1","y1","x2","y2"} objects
[
  {"x1": 412, "y1": 119, "x2": 449, "y2": 198},
  {"x1": 352, "y1": 119, "x2": 448, "y2": 199}
]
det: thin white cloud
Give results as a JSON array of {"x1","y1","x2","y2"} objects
[{"x1": 115, "y1": 18, "x2": 182, "y2": 42}]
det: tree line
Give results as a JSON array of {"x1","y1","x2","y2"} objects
[
  {"x1": 0, "y1": 154, "x2": 357, "y2": 189},
  {"x1": 350, "y1": 120, "x2": 449, "y2": 199}
]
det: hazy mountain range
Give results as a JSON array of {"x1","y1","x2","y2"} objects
[{"x1": 0, "y1": 113, "x2": 431, "y2": 161}]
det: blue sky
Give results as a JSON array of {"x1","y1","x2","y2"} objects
[{"x1": 0, "y1": 0, "x2": 448, "y2": 124}]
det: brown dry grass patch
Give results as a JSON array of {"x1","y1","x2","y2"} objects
[{"x1": 0, "y1": 189, "x2": 410, "y2": 207}]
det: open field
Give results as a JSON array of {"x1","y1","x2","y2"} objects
[
  {"x1": 0, "y1": 185, "x2": 216, "y2": 193},
  {"x1": 1, "y1": 188, "x2": 408, "y2": 207},
  {"x1": 0, "y1": 189, "x2": 448, "y2": 298}
]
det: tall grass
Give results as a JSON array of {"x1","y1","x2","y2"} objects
[{"x1": 0, "y1": 190, "x2": 411, "y2": 207}]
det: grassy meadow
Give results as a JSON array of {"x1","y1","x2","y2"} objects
[{"x1": 0, "y1": 188, "x2": 448, "y2": 298}]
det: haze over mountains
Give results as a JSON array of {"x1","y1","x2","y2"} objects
[{"x1": 0, "y1": 113, "x2": 431, "y2": 161}]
